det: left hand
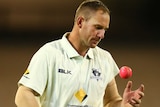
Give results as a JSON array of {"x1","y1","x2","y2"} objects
[{"x1": 122, "y1": 81, "x2": 144, "y2": 107}]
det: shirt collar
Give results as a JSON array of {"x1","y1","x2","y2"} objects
[
  {"x1": 61, "y1": 32, "x2": 94, "y2": 59},
  {"x1": 87, "y1": 48, "x2": 94, "y2": 59}
]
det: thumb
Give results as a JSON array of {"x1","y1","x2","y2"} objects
[{"x1": 125, "y1": 81, "x2": 132, "y2": 92}]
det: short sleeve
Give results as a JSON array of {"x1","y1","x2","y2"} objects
[
  {"x1": 18, "y1": 45, "x2": 49, "y2": 96},
  {"x1": 106, "y1": 51, "x2": 120, "y2": 83}
]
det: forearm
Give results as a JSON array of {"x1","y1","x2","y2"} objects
[
  {"x1": 105, "y1": 100, "x2": 121, "y2": 107},
  {"x1": 104, "y1": 79, "x2": 144, "y2": 107},
  {"x1": 15, "y1": 86, "x2": 40, "y2": 107},
  {"x1": 104, "y1": 97, "x2": 124, "y2": 107},
  {"x1": 104, "y1": 79, "x2": 131, "y2": 107}
]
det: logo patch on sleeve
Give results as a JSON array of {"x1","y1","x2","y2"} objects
[{"x1": 24, "y1": 69, "x2": 30, "y2": 75}]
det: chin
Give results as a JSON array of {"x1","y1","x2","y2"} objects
[
  {"x1": 89, "y1": 42, "x2": 99, "y2": 48},
  {"x1": 90, "y1": 45, "x2": 97, "y2": 48}
]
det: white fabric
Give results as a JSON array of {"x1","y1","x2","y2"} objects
[{"x1": 18, "y1": 32, "x2": 119, "y2": 107}]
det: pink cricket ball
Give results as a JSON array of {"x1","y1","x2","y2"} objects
[{"x1": 119, "y1": 66, "x2": 132, "y2": 79}]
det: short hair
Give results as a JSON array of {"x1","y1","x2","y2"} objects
[{"x1": 74, "y1": 0, "x2": 110, "y2": 22}]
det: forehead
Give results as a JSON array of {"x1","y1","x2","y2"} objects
[{"x1": 88, "y1": 10, "x2": 110, "y2": 28}]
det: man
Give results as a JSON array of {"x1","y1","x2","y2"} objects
[{"x1": 15, "y1": 0, "x2": 144, "y2": 107}]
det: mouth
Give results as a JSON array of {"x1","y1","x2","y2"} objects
[
  {"x1": 93, "y1": 38, "x2": 101, "y2": 42},
  {"x1": 91, "y1": 39, "x2": 100, "y2": 45}
]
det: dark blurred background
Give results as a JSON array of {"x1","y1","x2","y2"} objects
[{"x1": 0, "y1": 0, "x2": 159, "y2": 107}]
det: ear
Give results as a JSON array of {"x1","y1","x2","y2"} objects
[{"x1": 76, "y1": 16, "x2": 85, "y2": 28}]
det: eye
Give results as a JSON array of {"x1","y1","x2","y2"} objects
[
  {"x1": 104, "y1": 28, "x2": 108, "y2": 31},
  {"x1": 95, "y1": 25, "x2": 108, "y2": 31},
  {"x1": 95, "y1": 25, "x2": 103, "y2": 30}
]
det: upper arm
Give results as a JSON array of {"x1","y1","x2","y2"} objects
[
  {"x1": 103, "y1": 78, "x2": 122, "y2": 106},
  {"x1": 15, "y1": 85, "x2": 40, "y2": 107},
  {"x1": 17, "y1": 85, "x2": 40, "y2": 96}
]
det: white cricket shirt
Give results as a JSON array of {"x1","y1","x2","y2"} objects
[{"x1": 18, "y1": 32, "x2": 119, "y2": 107}]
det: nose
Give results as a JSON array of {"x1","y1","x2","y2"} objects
[{"x1": 97, "y1": 29, "x2": 105, "y2": 39}]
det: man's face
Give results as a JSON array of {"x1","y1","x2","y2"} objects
[{"x1": 79, "y1": 10, "x2": 110, "y2": 48}]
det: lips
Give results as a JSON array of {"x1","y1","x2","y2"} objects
[
  {"x1": 91, "y1": 39, "x2": 100, "y2": 44},
  {"x1": 92, "y1": 38, "x2": 100, "y2": 42}
]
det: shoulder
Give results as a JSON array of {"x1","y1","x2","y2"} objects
[
  {"x1": 31, "y1": 39, "x2": 63, "y2": 61},
  {"x1": 91, "y1": 46, "x2": 116, "y2": 64},
  {"x1": 38, "y1": 39, "x2": 63, "y2": 53}
]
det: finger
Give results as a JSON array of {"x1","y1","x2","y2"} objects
[
  {"x1": 138, "y1": 84, "x2": 145, "y2": 92},
  {"x1": 130, "y1": 102, "x2": 140, "y2": 107},
  {"x1": 137, "y1": 84, "x2": 145, "y2": 99},
  {"x1": 125, "y1": 81, "x2": 132, "y2": 92},
  {"x1": 137, "y1": 91, "x2": 145, "y2": 99},
  {"x1": 130, "y1": 98, "x2": 141, "y2": 107},
  {"x1": 133, "y1": 97, "x2": 141, "y2": 104},
  {"x1": 133, "y1": 91, "x2": 144, "y2": 100}
]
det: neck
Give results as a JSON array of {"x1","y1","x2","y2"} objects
[{"x1": 67, "y1": 31, "x2": 89, "y2": 57}]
